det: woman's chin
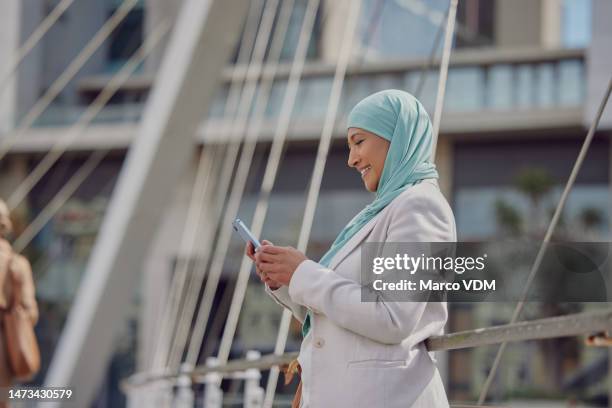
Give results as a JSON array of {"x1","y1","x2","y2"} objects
[
  {"x1": 362, "y1": 173, "x2": 379, "y2": 192},
  {"x1": 364, "y1": 181, "x2": 376, "y2": 192}
]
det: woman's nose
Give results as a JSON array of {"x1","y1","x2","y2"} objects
[{"x1": 347, "y1": 149, "x2": 359, "y2": 168}]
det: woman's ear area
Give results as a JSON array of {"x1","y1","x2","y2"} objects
[{"x1": 382, "y1": 136, "x2": 391, "y2": 153}]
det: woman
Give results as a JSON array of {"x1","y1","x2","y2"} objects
[
  {"x1": 246, "y1": 89, "x2": 456, "y2": 407},
  {"x1": 0, "y1": 199, "x2": 39, "y2": 408}
]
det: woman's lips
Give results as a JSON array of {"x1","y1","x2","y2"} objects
[{"x1": 360, "y1": 165, "x2": 371, "y2": 178}]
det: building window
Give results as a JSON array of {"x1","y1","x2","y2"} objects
[
  {"x1": 454, "y1": 0, "x2": 495, "y2": 48},
  {"x1": 230, "y1": 0, "x2": 321, "y2": 64},
  {"x1": 562, "y1": 0, "x2": 592, "y2": 48},
  {"x1": 359, "y1": 0, "x2": 448, "y2": 59},
  {"x1": 106, "y1": 4, "x2": 144, "y2": 73},
  {"x1": 358, "y1": 0, "x2": 494, "y2": 60}
]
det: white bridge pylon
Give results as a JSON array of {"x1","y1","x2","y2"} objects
[{"x1": 41, "y1": 1, "x2": 250, "y2": 407}]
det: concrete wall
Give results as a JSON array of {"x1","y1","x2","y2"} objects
[
  {"x1": 495, "y1": 0, "x2": 563, "y2": 49},
  {"x1": 495, "y1": 0, "x2": 542, "y2": 48}
]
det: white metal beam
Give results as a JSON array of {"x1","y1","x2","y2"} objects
[{"x1": 41, "y1": 0, "x2": 250, "y2": 406}]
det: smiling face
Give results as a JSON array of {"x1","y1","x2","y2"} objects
[{"x1": 347, "y1": 127, "x2": 390, "y2": 192}]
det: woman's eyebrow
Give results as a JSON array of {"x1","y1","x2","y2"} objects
[
  {"x1": 347, "y1": 132, "x2": 364, "y2": 145},
  {"x1": 347, "y1": 134, "x2": 354, "y2": 147}
]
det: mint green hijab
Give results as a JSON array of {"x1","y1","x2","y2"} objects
[
  {"x1": 319, "y1": 89, "x2": 438, "y2": 266},
  {"x1": 302, "y1": 89, "x2": 438, "y2": 337}
]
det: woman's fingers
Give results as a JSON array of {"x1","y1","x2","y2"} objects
[
  {"x1": 255, "y1": 250, "x2": 280, "y2": 263},
  {"x1": 246, "y1": 242, "x2": 256, "y2": 261},
  {"x1": 248, "y1": 240, "x2": 274, "y2": 261},
  {"x1": 260, "y1": 245, "x2": 285, "y2": 255},
  {"x1": 256, "y1": 267, "x2": 270, "y2": 284},
  {"x1": 258, "y1": 261, "x2": 281, "y2": 274},
  {"x1": 264, "y1": 276, "x2": 278, "y2": 286},
  {"x1": 248, "y1": 239, "x2": 275, "y2": 260},
  {"x1": 248, "y1": 239, "x2": 285, "y2": 288},
  {"x1": 255, "y1": 264, "x2": 281, "y2": 287}
]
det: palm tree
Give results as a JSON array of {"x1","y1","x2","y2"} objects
[
  {"x1": 514, "y1": 168, "x2": 555, "y2": 236},
  {"x1": 494, "y1": 167, "x2": 580, "y2": 392},
  {"x1": 494, "y1": 199, "x2": 522, "y2": 237}
]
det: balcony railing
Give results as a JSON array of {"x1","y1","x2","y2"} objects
[
  {"x1": 33, "y1": 103, "x2": 144, "y2": 127},
  {"x1": 32, "y1": 47, "x2": 585, "y2": 128}
]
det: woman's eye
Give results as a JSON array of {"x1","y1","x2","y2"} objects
[{"x1": 355, "y1": 139, "x2": 364, "y2": 145}]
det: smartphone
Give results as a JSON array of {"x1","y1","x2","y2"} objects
[{"x1": 232, "y1": 218, "x2": 262, "y2": 252}]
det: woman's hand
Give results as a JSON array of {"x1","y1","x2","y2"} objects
[
  {"x1": 254, "y1": 244, "x2": 308, "y2": 287},
  {"x1": 245, "y1": 240, "x2": 282, "y2": 290}
]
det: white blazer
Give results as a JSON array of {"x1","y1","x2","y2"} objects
[{"x1": 266, "y1": 178, "x2": 457, "y2": 407}]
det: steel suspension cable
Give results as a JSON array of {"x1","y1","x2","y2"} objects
[
  {"x1": 0, "y1": 0, "x2": 140, "y2": 163},
  {"x1": 175, "y1": 0, "x2": 372, "y2": 372},
  {"x1": 414, "y1": 6, "x2": 449, "y2": 98},
  {"x1": 477, "y1": 76, "x2": 612, "y2": 405},
  {"x1": 214, "y1": 0, "x2": 321, "y2": 372},
  {"x1": 262, "y1": 2, "x2": 362, "y2": 405},
  {"x1": 262, "y1": 0, "x2": 458, "y2": 404},
  {"x1": 149, "y1": 0, "x2": 266, "y2": 372},
  {"x1": 9, "y1": 20, "x2": 171, "y2": 253},
  {"x1": 0, "y1": 0, "x2": 76, "y2": 95},
  {"x1": 14, "y1": 150, "x2": 107, "y2": 253},
  {"x1": 134, "y1": 0, "x2": 454, "y2": 392},
  {"x1": 164, "y1": 146, "x2": 223, "y2": 369},
  {"x1": 159, "y1": 0, "x2": 366, "y2": 374},
  {"x1": 359, "y1": 0, "x2": 386, "y2": 61},
  {"x1": 157, "y1": 0, "x2": 350, "y2": 361},
  {"x1": 398, "y1": 0, "x2": 488, "y2": 46},
  {"x1": 6, "y1": 19, "x2": 172, "y2": 211},
  {"x1": 181, "y1": 0, "x2": 296, "y2": 368},
  {"x1": 165, "y1": 0, "x2": 283, "y2": 372},
  {"x1": 430, "y1": 0, "x2": 458, "y2": 159}
]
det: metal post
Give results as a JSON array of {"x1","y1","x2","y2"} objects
[
  {"x1": 183, "y1": 0, "x2": 295, "y2": 370},
  {"x1": 263, "y1": 0, "x2": 361, "y2": 404},
  {"x1": 175, "y1": 363, "x2": 195, "y2": 408},
  {"x1": 215, "y1": 0, "x2": 321, "y2": 370},
  {"x1": 125, "y1": 381, "x2": 142, "y2": 408},
  {"x1": 152, "y1": 380, "x2": 173, "y2": 408},
  {"x1": 148, "y1": 0, "x2": 264, "y2": 373},
  {"x1": 244, "y1": 351, "x2": 264, "y2": 408},
  {"x1": 166, "y1": 0, "x2": 280, "y2": 371},
  {"x1": 203, "y1": 357, "x2": 223, "y2": 408}
]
